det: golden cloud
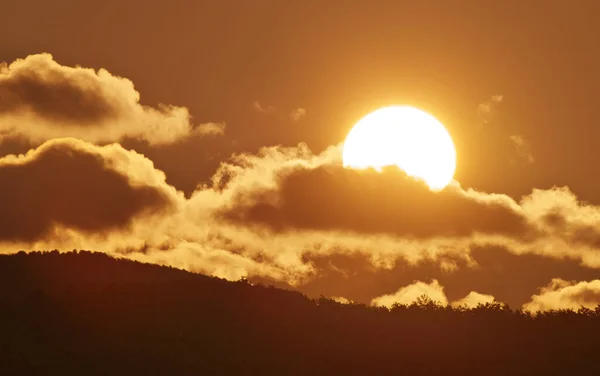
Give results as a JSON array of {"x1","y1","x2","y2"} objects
[
  {"x1": 523, "y1": 278, "x2": 600, "y2": 312},
  {"x1": 370, "y1": 279, "x2": 497, "y2": 308},
  {"x1": 451, "y1": 291, "x2": 496, "y2": 308},
  {"x1": 3, "y1": 140, "x2": 600, "y2": 310},
  {"x1": 371, "y1": 280, "x2": 449, "y2": 307},
  {"x1": 0, "y1": 54, "x2": 224, "y2": 145},
  {"x1": 0, "y1": 138, "x2": 183, "y2": 242}
]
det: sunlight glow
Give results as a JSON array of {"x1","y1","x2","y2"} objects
[{"x1": 342, "y1": 106, "x2": 456, "y2": 190}]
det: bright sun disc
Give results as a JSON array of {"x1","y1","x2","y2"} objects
[{"x1": 342, "y1": 106, "x2": 456, "y2": 190}]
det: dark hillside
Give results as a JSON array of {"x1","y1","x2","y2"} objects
[{"x1": 1, "y1": 251, "x2": 599, "y2": 376}]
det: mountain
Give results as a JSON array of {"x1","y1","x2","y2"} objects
[{"x1": 1, "y1": 251, "x2": 599, "y2": 376}]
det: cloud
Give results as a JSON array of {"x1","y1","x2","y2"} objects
[
  {"x1": 331, "y1": 296, "x2": 353, "y2": 304},
  {"x1": 3, "y1": 139, "x2": 600, "y2": 309},
  {"x1": 451, "y1": 291, "x2": 496, "y2": 308},
  {"x1": 371, "y1": 280, "x2": 449, "y2": 307},
  {"x1": 0, "y1": 56, "x2": 597, "y2": 312},
  {"x1": 0, "y1": 138, "x2": 182, "y2": 242},
  {"x1": 371, "y1": 279, "x2": 498, "y2": 309},
  {"x1": 0, "y1": 53, "x2": 223, "y2": 145},
  {"x1": 523, "y1": 278, "x2": 600, "y2": 312},
  {"x1": 252, "y1": 100, "x2": 275, "y2": 114},
  {"x1": 219, "y1": 163, "x2": 531, "y2": 239},
  {"x1": 130, "y1": 241, "x2": 285, "y2": 282},
  {"x1": 202, "y1": 142, "x2": 600, "y2": 269},
  {"x1": 290, "y1": 108, "x2": 306, "y2": 121},
  {"x1": 162, "y1": 142, "x2": 600, "y2": 289},
  {"x1": 464, "y1": 93, "x2": 538, "y2": 195},
  {"x1": 251, "y1": 102, "x2": 306, "y2": 122},
  {"x1": 177, "y1": 141, "x2": 600, "y2": 300},
  {"x1": 477, "y1": 94, "x2": 503, "y2": 122},
  {"x1": 295, "y1": 247, "x2": 600, "y2": 309},
  {"x1": 192, "y1": 122, "x2": 226, "y2": 137},
  {"x1": 509, "y1": 135, "x2": 534, "y2": 164}
]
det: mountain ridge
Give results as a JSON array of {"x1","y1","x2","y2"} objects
[{"x1": 1, "y1": 250, "x2": 599, "y2": 376}]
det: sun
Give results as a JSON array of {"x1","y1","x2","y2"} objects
[{"x1": 342, "y1": 106, "x2": 456, "y2": 190}]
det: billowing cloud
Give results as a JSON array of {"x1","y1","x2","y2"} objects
[
  {"x1": 4, "y1": 139, "x2": 600, "y2": 310},
  {"x1": 0, "y1": 54, "x2": 224, "y2": 145},
  {"x1": 0, "y1": 138, "x2": 182, "y2": 242},
  {"x1": 140, "y1": 142, "x2": 593, "y2": 293},
  {"x1": 290, "y1": 108, "x2": 306, "y2": 121},
  {"x1": 219, "y1": 164, "x2": 531, "y2": 239},
  {"x1": 200, "y1": 142, "x2": 600, "y2": 270},
  {"x1": 451, "y1": 291, "x2": 496, "y2": 308},
  {"x1": 371, "y1": 280, "x2": 449, "y2": 307},
  {"x1": 523, "y1": 278, "x2": 600, "y2": 312}
]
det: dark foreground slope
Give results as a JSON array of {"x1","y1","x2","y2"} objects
[{"x1": 1, "y1": 251, "x2": 599, "y2": 376}]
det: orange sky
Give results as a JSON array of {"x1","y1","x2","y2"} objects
[{"x1": 1, "y1": 0, "x2": 600, "y2": 310}]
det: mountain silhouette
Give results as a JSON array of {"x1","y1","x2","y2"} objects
[{"x1": 1, "y1": 250, "x2": 599, "y2": 376}]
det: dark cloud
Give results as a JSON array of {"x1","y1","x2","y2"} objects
[
  {"x1": 221, "y1": 165, "x2": 530, "y2": 239},
  {"x1": 0, "y1": 138, "x2": 181, "y2": 242},
  {"x1": 0, "y1": 54, "x2": 224, "y2": 145}
]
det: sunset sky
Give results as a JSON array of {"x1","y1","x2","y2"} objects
[{"x1": 2, "y1": 0, "x2": 600, "y2": 311}]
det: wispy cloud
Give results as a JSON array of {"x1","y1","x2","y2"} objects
[
  {"x1": 510, "y1": 135, "x2": 534, "y2": 164},
  {"x1": 477, "y1": 94, "x2": 504, "y2": 122},
  {"x1": 252, "y1": 100, "x2": 275, "y2": 114},
  {"x1": 290, "y1": 108, "x2": 306, "y2": 121}
]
